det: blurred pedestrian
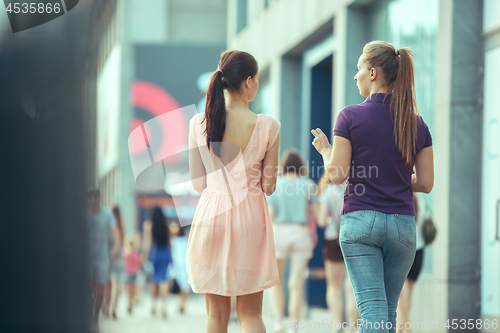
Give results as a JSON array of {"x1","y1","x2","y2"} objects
[
  {"x1": 267, "y1": 149, "x2": 316, "y2": 333},
  {"x1": 102, "y1": 206, "x2": 125, "y2": 320},
  {"x1": 168, "y1": 217, "x2": 192, "y2": 314},
  {"x1": 316, "y1": 173, "x2": 358, "y2": 332},
  {"x1": 134, "y1": 251, "x2": 148, "y2": 306},
  {"x1": 87, "y1": 186, "x2": 121, "y2": 333},
  {"x1": 123, "y1": 234, "x2": 141, "y2": 314},
  {"x1": 141, "y1": 207, "x2": 171, "y2": 319},
  {"x1": 311, "y1": 40, "x2": 434, "y2": 333},
  {"x1": 396, "y1": 194, "x2": 426, "y2": 333},
  {"x1": 186, "y1": 50, "x2": 281, "y2": 333}
]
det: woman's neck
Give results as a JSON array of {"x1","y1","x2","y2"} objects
[
  {"x1": 225, "y1": 93, "x2": 248, "y2": 109},
  {"x1": 370, "y1": 85, "x2": 389, "y2": 95}
]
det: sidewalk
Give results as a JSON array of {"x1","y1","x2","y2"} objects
[{"x1": 99, "y1": 293, "x2": 340, "y2": 333}]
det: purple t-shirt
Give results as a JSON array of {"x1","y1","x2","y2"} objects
[{"x1": 333, "y1": 93, "x2": 432, "y2": 216}]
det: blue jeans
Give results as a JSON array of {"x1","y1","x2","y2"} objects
[{"x1": 339, "y1": 211, "x2": 416, "y2": 333}]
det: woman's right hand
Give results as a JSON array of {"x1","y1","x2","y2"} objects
[{"x1": 311, "y1": 128, "x2": 332, "y2": 156}]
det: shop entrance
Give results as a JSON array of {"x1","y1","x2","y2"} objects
[{"x1": 301, "y1": 35, "x2": 334, "y2": 309}]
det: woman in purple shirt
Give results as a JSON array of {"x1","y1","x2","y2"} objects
[{"x1": 311, "y1": 40, "x2": 434, "y2": 333}]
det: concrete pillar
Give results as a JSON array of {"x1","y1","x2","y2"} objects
[
  {"x1": 432, "y1": 0, "x2": 483, "y2": 329},
  {"x1": 446, "y1": 0, "x2": 483, "y2": 324}
]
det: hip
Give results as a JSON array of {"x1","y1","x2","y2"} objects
[{"x1": 340, "y1": 210, "x2": 416, "y2": 249}]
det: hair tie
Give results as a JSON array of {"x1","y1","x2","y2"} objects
[
  {"x1": 217, "y1": 69, "x2": 224, "y2": 76},
  {"x1": 395, "y1": 49, "x2": 399, "y2": 56}
]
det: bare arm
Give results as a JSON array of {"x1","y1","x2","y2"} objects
[
  {"x1": 316, "y1": 202, "x2": 331, "y2": 228},
  {"x1": 312, "y1": 129, "x2": 352, "y2": 185},
  {"x1": 189, "y1": 134, "x2": 207, "y2": 193},
  {"x1": 411, "y1": 146, "x2": 434, "y2": 193},
  {"x1": 110, "y1": 225, "x2": 121, "y2": 260},
  {"x1": 140, "y1": 220, "x2": 152, "y2": 264},
  {"x1": 312, "y1": 202, "x2": 320, "y2": 223},
  {"x1": 262, "y1": 132, "x2": 280, "y2": 196}
]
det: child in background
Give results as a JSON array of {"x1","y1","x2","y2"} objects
[
  {"x1": 122, "y1": 235, "x2": 141, "y2": 314},
  {"x1": 168, "y1": 217, "x2": 192, "y2": 314}
]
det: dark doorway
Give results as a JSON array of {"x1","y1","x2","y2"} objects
[
  {"x1": 309, "y1": 54, "x2": 333, "y2": 184},
  {"x1": 307, "y1": 54, "x2": 333, "y2": 309}
]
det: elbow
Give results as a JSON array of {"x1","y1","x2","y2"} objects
[
  {"x1": 191, "y1": 180, "x2": 206, "y2": 194},
  {"x1": 263, "y1": 186, "x2": 275, "y2": 196},
  {"x1": 422, "y1": 176, "x2": 434, "y2": 193},
  {"x1": 193, "y1": 186, "x2": 205, "y2": 194},
  {"x1": 262, "y1": 181, "x2": 277, "y2": 196},
  {"x1": 332, "y1": 179, "x2": 344, "y2": 186},
  {"x1": 326, "y1": 165, "x2": 347, "y2": 186},
  {"x1": 330, "y1": 175, "x2": 345, "y2": 186},
  {"x1": 264, "y1": 189, "x2": 274, "y2": 196},
  {"x1": 415, "y1": 181, "x2": 433, "y2": 194},
  {"x1": 423, "y1": 182, "x2": 433, "y2": 194}
]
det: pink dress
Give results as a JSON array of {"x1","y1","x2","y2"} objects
[
  {"x1": 186, "y1": 112, "x2": 281, "y2": 296},
  {"x1": 123, "y1": 250, "x2": 140, "y2": 275}
]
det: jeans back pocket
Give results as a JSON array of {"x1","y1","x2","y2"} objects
[
  {"x1": 342, "y1": 210, "x2": 376, "y2": 241},
  {"x1": 395, "y1": 214, "x2": 416, "y2": 248}
]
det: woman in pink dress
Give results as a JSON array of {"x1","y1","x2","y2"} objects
[{"x1": 186, "y1": 50, "x2": 281, "y2": 333}]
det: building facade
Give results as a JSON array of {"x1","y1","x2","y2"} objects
[{"x1": 95, "y1": 0, "x2": 227, "y2": 232}]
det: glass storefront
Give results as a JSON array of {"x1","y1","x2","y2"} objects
[
  {"x1": 368, "y1": 0, "x2": 439, "y2": 274},
  {"x1": 250, "y1": 68, "x2": 272, "y2": 115},
  {"x1": 481, "y1": 0, "x2": 500, "y2": 318},
  {"x1": 367, "y1": 0, "x2": 438, "y2": 136}
]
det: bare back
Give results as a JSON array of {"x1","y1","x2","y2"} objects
[
  {"x1": 222, "y1": 109, "x2": 259, "y2": 155},
  {"x1": 189, "y1": 110, "x2": 280, "y2": 195}
]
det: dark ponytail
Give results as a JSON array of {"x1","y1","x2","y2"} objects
[
  {"x1": 112, "y1": 205, "x2": 124, "y2": 247},
  {"x1": 151, "y1": 206, "x2": 169, "y2": 248},
  {"x1": 391, "y1": 47, "x2": 418, "y2": 165},
  {"x1": 203, "y1": 50, "x2": 258, "y2": 156},
  {"x1": 363, "y1": 41, "x2": 418, "y2": 165}
]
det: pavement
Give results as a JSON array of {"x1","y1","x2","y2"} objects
[{"x1": 99, "y1": 292, "x2": 347, "y2": 333}]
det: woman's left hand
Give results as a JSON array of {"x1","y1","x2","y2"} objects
[{"x1": 311, "y1": 128, "x2": 331, "y2": 156}]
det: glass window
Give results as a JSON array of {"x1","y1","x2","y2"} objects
[
  {"x1": 368, "y1": 0, "x2": 438, "y2": 135},
  {"x1": 250, "y1": 69, "x2": 271, "y2": 115},
  {"x1": 368, "y1": 0, "x2": 439, "y2": 275},
  {"x1": 236, "y1": 0, "x2": 248, "y2": 34},
  {"x1": 484, "y1": 0, "x2": 500, "y2": 34},
  {"x1": 387, "y1": 0, "x2": 438, "y2": 135}
]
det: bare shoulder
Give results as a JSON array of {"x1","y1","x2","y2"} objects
[
  {"x1": 259, "y1": 113, "x2": 280, "y2": 126},
  {"x1": 192, "y1": 112, "x2": 205, "y2": 130},
  {"x1": 224, "y1": 110, "x2": 259, "y2": 135},
  {"x1": 226, "y1": 110, "x2": 259, "y2": 124}
]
